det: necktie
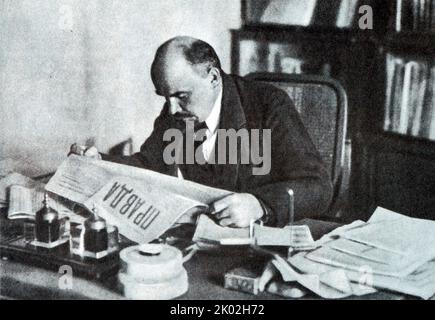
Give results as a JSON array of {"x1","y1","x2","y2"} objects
[{"x1": 194, "y1": 121, "x2": 208, "y2": 163}]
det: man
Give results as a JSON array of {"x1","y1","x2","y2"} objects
[{"x1": 72, "y1": 36, "x2": 332, "y2": 228}]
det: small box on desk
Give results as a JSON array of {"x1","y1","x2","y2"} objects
[{"x1": 224, "y1": 267, "x2": 261, "y2": 295}]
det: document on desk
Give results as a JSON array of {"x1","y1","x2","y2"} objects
[
  {"x1": 192, "y1": 214, "x2": 315, "y2": 248},
  {"x1": 254, "y1": 224, "x2": 315, "y2": 249},
  {"x1": 292, "y1": 207, "x2": 435, "y2": 299},
  {"x1": 290, "y1": 252, "x2": 435, "y2": 300},
  {"x1": 343, "y1": 207, "x2": 435, "y2": 258},
  {"x1": 306, "y1": 208, "x2": 435, "y2": 277},
  {"x1": 271, "y1": 254, "x2": 376, "y2": 299}
]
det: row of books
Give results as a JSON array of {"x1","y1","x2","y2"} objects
[
  {"x1": 384, "y1": 53, "x2": 435, "y2": 140},
  {"x1": 245, "y1": 0, "x2": 368, "y2": 29},
  {"x1": 238, "y1": 39, "x2": 332, "y2": 77},
  {"x1": 394, "y1": 0, "x2": 435, "y2": 32}
]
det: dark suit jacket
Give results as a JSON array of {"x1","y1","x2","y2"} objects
[{"x1": 103, "y1": 73, "x2": 333, "y2": 227}]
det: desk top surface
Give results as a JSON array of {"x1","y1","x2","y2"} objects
[{"x1": 0, "y1": 218, "x2": 413, "y2": 300}]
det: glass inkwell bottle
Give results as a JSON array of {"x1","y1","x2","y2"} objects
[
  {"x1": 70, "y1": 205, "x2": 119, "y2": 259},
  {"x1": 24, "y1": 193, "x2": 69, "y2": 249}
]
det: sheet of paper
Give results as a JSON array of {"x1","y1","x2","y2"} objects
[
  {"x1": 46, "y1": 155, "x2": 232, "y2": 205},
  {"x1": 44, "y1": 156, "x2": 112, "y2": 204},
  {"x1": 270, "y1": 255, "x2": 366, "y2": 299},
  {"x1": 288, "y1": 253, "x2": 377, "y2": 297},
  {"x1": 254, "y1": 224, "x2": 315, "y2": 247},
  {"x1": 93, "y1": 156, "x2": 232, "y2": 204},
  {"x1": 192, "y1": 214, "x2": 250, "y2": 244},
  {"x1": 290, "y1": 252, "x2": 435, "y2": 300},
  {"x1": 84, "y1": 176, "x2": 207, "y2": 244},
  {"x1": 306, "y1": 245, "x2": 427, "y2": 278},
  {"x1": 315, "y1": 220, "x2": 366, "y2": 246},
  {"x1": 342, "y1": 207, "x2": 435, "y2": 260},
  {"x1": 326, "y1": 238, "x2": 404, "y2": 265}
]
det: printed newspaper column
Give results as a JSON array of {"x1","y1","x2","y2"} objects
[{"x1": 83, "y1": 176, "x2": 207, "y2": 244}]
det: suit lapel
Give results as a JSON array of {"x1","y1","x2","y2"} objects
[{"x1": 215, "y1": 73, "x2": 247, "y2": 190}]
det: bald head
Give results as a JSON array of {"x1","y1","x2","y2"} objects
[
  {"x1": 150, "y1": 37, "x2": 223, "y2": 123},
  {"x1": 151, "y1": 36, "x2": 221, "y2": 83}
]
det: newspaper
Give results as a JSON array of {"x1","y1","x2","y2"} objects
[
  {"x1": 84, "y1": 176, "x2": 208, "y2": 243},
  {"x1": 45, "y1": 155, "x2": 232, "y2": 243},
  {"x1": 46, "y1": 155, "x2": 232, "y2": 205}
]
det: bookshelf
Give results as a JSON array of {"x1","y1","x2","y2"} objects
[
  {"x1": 363, "y1": 0, "x2": 435, "y2": 220},
  {"x1": 232, "y1": 0, "x2": 435, "y2": 221}
]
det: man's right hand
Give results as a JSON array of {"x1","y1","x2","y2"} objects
[{"x1": 68, "y1": 143, "x2": 102, "y2": 160}]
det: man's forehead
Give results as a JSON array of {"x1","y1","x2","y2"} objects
[{"x1": 155, "y1": 57, "x2": 197, "y2": 94}]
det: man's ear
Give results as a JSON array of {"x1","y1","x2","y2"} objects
[{"x1": 209, "y1": 67, "x2": 221, "y2": 88}]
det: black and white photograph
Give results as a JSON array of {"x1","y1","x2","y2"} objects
[{"x1": 0, "y1": 0, "x2": 434, "y2": 305}]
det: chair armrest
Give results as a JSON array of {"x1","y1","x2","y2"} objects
[
  {"x1": 331, "y1": 138, "x2": 352, "y2": 220},
  {"x1": 318, "y1": 138, "x2": 351, "y2": 223}
]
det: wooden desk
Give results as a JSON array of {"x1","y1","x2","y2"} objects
[{"x1": 0, "y1": 218, "x2": 411, "y2": 300}]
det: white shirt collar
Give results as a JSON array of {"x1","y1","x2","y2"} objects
[{"x1": 204, "y1": 86, "x2": 222, "y2": 134}]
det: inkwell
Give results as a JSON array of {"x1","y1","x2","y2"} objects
[
  {"x1": 35, "y1": 193, "x2": 60, "y2": 244},
  {"x1": 83, "y1": 205, "x2": 108, "y2": 253}
]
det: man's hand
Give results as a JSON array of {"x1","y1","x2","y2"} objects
[
  {"x1": 210, "y1": 193, "x2": 264, "y2": 228},
  {"x1": 68, "y1": 143, "x2": 102, "y2": 160}
]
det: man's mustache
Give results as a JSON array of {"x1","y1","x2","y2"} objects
[{"x1": 172, "y1": 112, "x2": 198, "y2": 122}]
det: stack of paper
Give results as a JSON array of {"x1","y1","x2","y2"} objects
[
  {"x1": 192, "y1": 214, "x2": 250, "y2": 245},
  {"x1": 192, "y1": 214, "x2": 316, "y2": 249},
  {"x1": 253, "y1": 224, "x2": 316, "y2": 250},
  {"x1": 287, "y1": 207, "x2": 435, "y2": 299}
]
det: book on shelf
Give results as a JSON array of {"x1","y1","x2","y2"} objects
[
  {"x1": 312, "y1": 0, "x2": 366, "y2": 29},
  {"x1": 336, "y1": 0, "x2": 360, "y2": 28},
  {"x1": 259, "y1": 0, "x2": 318, "y2": 27},
  {"x1": 384, "y1": 53, "x2": 434, "y2": 140},
  {"x1": 384, "y1": 55, "x2": 405, "y2": 131},
  {"x1": 427, "y1": 66, "x2": 435, "y2": 139},
  {"x1": 394, "y1": 0, "x2": 435, "y2": 32},
  {"x1": 245, "y1": 0, "x2": 369, "y2": 29}
]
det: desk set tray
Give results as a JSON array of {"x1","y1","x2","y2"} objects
[{"x1": 0, "y1": 217, "x2": 121, "y2": 280}]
